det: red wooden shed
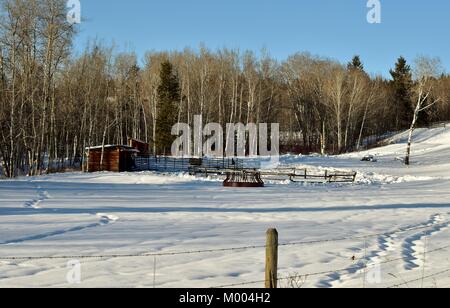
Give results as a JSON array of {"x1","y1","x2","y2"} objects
[{"x1": 86, "y1": 145, "x2": 139, "y2": 172}]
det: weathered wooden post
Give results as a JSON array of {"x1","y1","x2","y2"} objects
[{"x1": 265, "y1": 228, "x2": 278, "y2": 288}]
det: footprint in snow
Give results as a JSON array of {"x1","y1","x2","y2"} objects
[
  {"x1": 402, "y1": 214, "x2": 449, "y2": 270},
  {"x1": 23, "y1": 187, "x2": 51, "y2": 209},
  {"x1": 0, "y1": 214, "x2": 120, "y2": 245},
  {"x1": 316, "y1": 214, "x2": 448, "y2": 288}
]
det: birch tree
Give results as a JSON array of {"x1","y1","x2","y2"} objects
[{"x1": 405, "y1": 56, "x2": 443, "y2": 165}]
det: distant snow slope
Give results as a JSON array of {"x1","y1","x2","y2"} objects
[
  {"x1": 279, "y1": 125, "x2": 450, "y2": 182},
  {"x1": 0, "y1": 126, "x2": 450, "y2": 288}
]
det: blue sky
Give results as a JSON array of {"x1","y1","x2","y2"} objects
[{"x1": 74, "y1": 0, "x2": 450, "y2": 76}]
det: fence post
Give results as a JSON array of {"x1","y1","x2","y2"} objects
[{"x1": 265, "y1": 228, "x2": 278, "y2": 288}]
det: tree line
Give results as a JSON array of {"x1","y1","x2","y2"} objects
[{"x1": 1, "y1": 0, "x2": 449, "y2": 177}]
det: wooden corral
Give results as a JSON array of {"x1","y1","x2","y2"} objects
[
  {"x1": 86, "y1": 145, "x2": 139, "y2": 172},
  {"x1": 192, "y1": 167, "x2": 357, "y2": 184}
]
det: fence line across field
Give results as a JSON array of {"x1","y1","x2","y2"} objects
[
  {"x1": 387, "y1": 268, "x2": 450, "y2": 288},
  {"x1": 1, "y1": 219, "x2": 448, "y2": 261},
  {"x1": 1, "y1": 227, "x2": 449, "y2": 289},
  {"x1": 3, "y1": 241, "x2": 448, "y2": 288},
  {"x1": 212, "y1": 266, "x2": 450, "y2": 289},
  {"x1": 213, "y1": 244, "x2": 450, "y2": 288}
]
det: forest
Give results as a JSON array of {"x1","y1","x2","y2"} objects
[{"x1": 1, "y1": 0, "x2": 450, "y2": 177}]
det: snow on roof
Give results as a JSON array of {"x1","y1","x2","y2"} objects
[{"x1": 85, "y1": 145, "x2": 139, "y2": 152}]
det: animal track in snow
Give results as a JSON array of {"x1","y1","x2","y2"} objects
[
  {"x1": 316, "y1": 214, "x2": 447, "y2": 288},
  {"x1": 1, "y1": 213, "x2": 119, "y2": 245},
  {"x1": 23, "y1": 186, "x2": 50, "y2": 209},
  {"x1": 316, "y1": 233, "x2": 397, "y2": 288},
  {"x1": 402, "y1": 214, "x2": 449, "y2": 270}
]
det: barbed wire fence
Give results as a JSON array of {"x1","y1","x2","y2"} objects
[{"x1": 1, "y1": 218, "x2": 449, "y2": 288}]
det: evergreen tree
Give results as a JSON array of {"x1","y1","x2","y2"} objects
[
  {"x1": 389, "y1": 57, "x2": 414, "y2": 129},
  {"x1": 348, "y1": 55, "x2": 364, "y2": 71},
  {"x1": 155, "y1": 61, "x2": 180, "y2": 155}
]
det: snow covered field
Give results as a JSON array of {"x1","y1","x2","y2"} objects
[{"x1": 1, "y1": 127, "x2": 450, "y2": 288}]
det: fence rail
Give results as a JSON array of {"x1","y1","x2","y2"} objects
[
  {"x1": 187, "y1": 167, "x2": 357, "y2": 183},
  {"x1": 131, "y1": 156, "x2": 357, "y2": 184},
  {"x1": 133, "y1": 156, "x2": 243, "y2": 173}
]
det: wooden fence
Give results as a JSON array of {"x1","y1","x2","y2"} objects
[
  {"x1": 191, "y1": 167, "x2": 357, "y2": 184},
  {"x1": 133, "y1": 156, "x2": 243, "y2": 173}
]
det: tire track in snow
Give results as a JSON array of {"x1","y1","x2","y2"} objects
[
  {"x1": 0, "y1": 214, "x2": 119, "y2": 245},
  {"x1": 402, "y1": 214, "x2": 449, "y2": 270},
  {"x1": 316, "y1": 214, "x2": 445, "y2": 288}
]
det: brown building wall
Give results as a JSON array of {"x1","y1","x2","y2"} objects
[
  {"x1": 118, "y1": 150, "x2": 135, "y2": 172},
  {"x1": 128, "y1": 138, "x2": 150, "y2": 155},
  {"x1": 86, "y1": 146, "x2": 137, "y2": 173},
  {"x1": 87, "y1": 148, "x2": 121, "y2": 172}
]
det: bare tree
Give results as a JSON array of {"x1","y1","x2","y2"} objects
[
  {"x1": 405, "y1": 56, "x2": 444, "y2": 165},
  {"x1": 2, "y1": 13, "x2": 450, "y2": 179}
]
